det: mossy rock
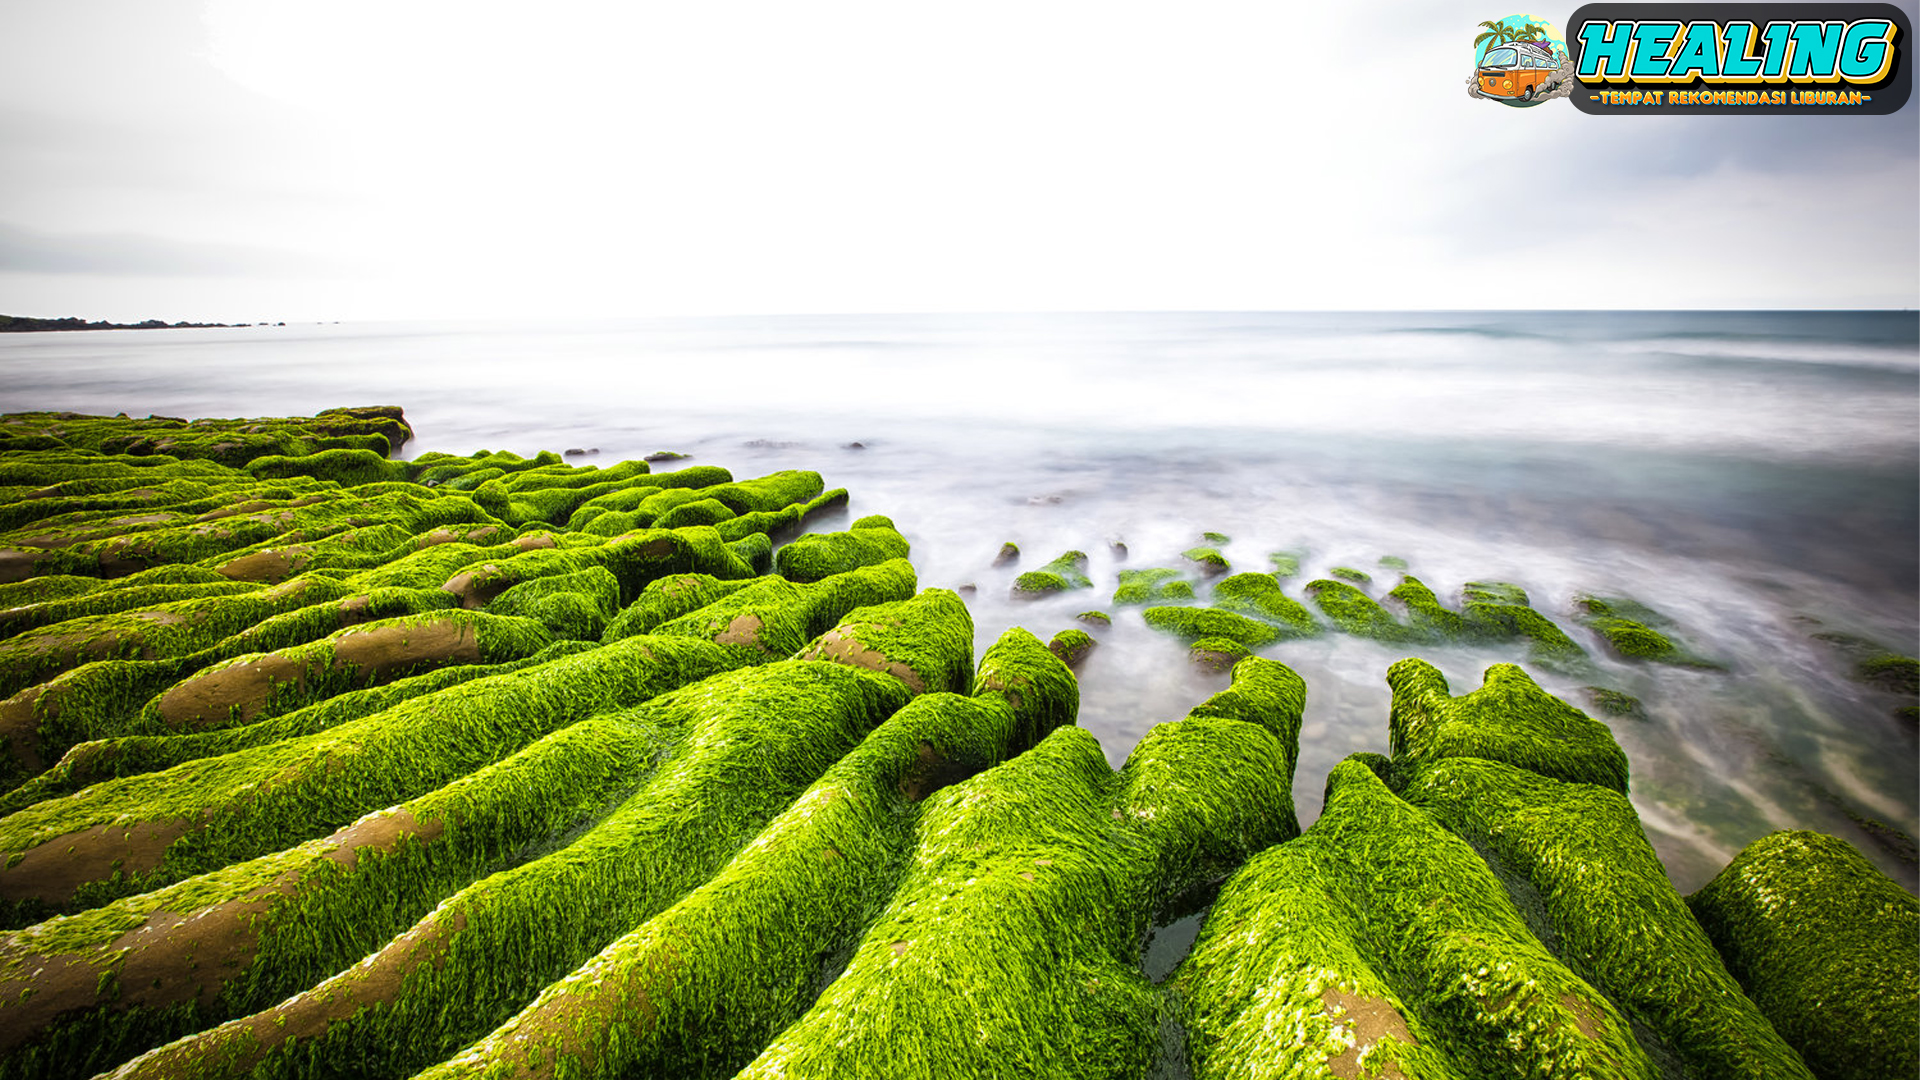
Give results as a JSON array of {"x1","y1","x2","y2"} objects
[
  {"x1": 1176, "y1": 756, "x2": 1652, "y2": 1078},
  {"x1": 1142, "y1": 606, "x2": 1279, "y2": 648},
  {"x1": 1575, "y1": 595, "x2": 1719, "y2": 668},
  {"x1": 1856, "y1": 652, "x2": 1919, "y2": 696},
  {"x1": 1076, "y1": 610, "x2": 1111, "y2": 629},
  {"x1": 1328, "y1": 565, "x2": 1371, "y2": 584},
  {"x1": 486, "y1": 566, "x2": 620, "y2": 641},
  {"x1": 1182, "y1": 546, "x2": 1230, "y2": 576},
  {"x1": 1047, "y1": 628, "x2": 1095, "y2": 671},
  {"x1": 772, "y1": 515, "x2": 910, "y2": 584},
  {"x1": 1112, "y1": 567, "x2": 1193, "y2": 607},
  {"x1": 1302, "y1": 578, "x2": 1419, "y2": 643},
  {"x1": 1403, "y1": 757, "x2": 1816, "y2": 1079},
  {"x1": 1187, "y1": 637, "x2": 1248, "y2": 672},
  {"x1": 1583, "y1": 686, "x2": 1646, "y2": 720},
  {"x1": 1387, "y1": 659, "x2": 1630, "y2": 793},
  {"x1": 1266, "y1": 550, "x2": 1303, "y2": 578},
  {"x1": 1211, "y1": 573, "x2": 1318, "y2": 638},
  {"x1": 1688, "y1": 830, "x2": 1919, "y2": 1080},
  {"x1": 796, "y1": 589, "x2": 975, "y2": 694},
  {"x1": 1012, "y1": 550, "x2": 1092, "y2": 598}
]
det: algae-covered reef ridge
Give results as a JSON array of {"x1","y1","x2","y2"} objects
[{"x1": 0, "y1": 407, "x2": 1913, "y2": 1080}]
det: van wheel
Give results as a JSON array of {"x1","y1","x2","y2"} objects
[{"x1": 1522, "y1": 85, "x2": 1535, "y2": 101}]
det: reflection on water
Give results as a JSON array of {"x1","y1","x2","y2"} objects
[{"x1": 1, "y1": 310, "x2": 1914, "y2": 891}]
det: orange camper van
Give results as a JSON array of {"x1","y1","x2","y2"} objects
[{"x1": 1477, "y1": 40, "x2": 1560, "y2": 101}]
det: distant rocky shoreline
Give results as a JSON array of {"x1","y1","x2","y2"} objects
[{"x1": 0, "y1": 314, "x2": 282, "y2": 333}]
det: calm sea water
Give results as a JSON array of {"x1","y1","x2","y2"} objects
[{"x1": 1, "y1": 310, "x2": 1915, "y2": 891}]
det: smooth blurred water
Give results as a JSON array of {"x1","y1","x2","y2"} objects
[{"x1": 1, "y1": 310, "x2": 1915, "y2": 891}]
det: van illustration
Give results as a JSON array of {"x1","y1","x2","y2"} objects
[{"x1": 1477, "y1": 39, "x2": 1561, "y2": 101}]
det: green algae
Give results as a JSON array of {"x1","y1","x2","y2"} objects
[
  {"x1": 1465, "y1": 601, "x2": 1588, "y2": 670},
  {"x1": 1388, "y1": 659, "x2": 1630, "y2": 793},
  {"x1": 1329, "y1": 565, "x2": 1371, "y2": 584},
  {"x1": 1463, "y1": 580, "x2": 1528, "y2": 606},
  {"x1": 136, "y1": 609, "x2": 558, "y2": 731},
  {"x1": 1688, "y1": 830, "x2": 1919, "y2": 1080},
  {"x1": 1211, "y1": 572, "x2": 1318, "y2": 637},
  {"x1": 1177, "y1": 756, "x2": 1652, "y2": 1080},
  {"x1": 715, "y1": 487, "x2": 849, "y2": 544},
  {"x1": 114, "y1": 661, "x2": 915, "y2": 1080},
  {"x1": 972, "y1": 626, "x2": 1080, "y2": 755},
  {"x1": 1048, "y1": 627, "x2": 1095, "y2": 669},
  {"x1": 1142, "y1": 606, "x2": 1280, "y2": 648},
  {"x1": 1112, "y1": 567, "x2": 1193, "y2": 606},
  {"x1": 483, "y1": 566, "x2": 619, "y2": 641},
  {"x1": 1378, "y1": 555, "x2": 1408, "y2": 570},
  {"x1": 1013, "y1": 549, "x2": 1094, "y2": 597},
  {"x1": 731, "y1": 703, "x2": 1297, "y2": 1080},
  {"x1": 1077, "y1": 610, "x2": 1111, "y2": 628},
  {"x1": 0, "y1": 408, "x2": 412, "y2": 468},
  {"x1": 405, "y1": 641, "x2": 1055, "y2": 1080},
  {"x1": 1583, "y1": 686, "x2": 1646, "y2": 720},
  {"x1": 0, "y1": 635, "x2": 745, "y2": 923},
  {"x1": 1182, "y1": 545, "x2": 1230, "y2": 575},
  {"x1": 1855, "y1": 652, "x2": 1919, "y2": 696},
  {"x1": 796, "y1": 589, "x2": 974, "y2": 693},
  {"x1": 5, "y1": 584, "x2": 474, "y2": 774},
  {"x1": 15, "y1": 487, "x2": 499, "y2": 581},
  {"x1": 0, "y1": 643, "x2": 596, "y2": 814},
  {"x1": 726, "y1": 530, "x2": 774, "y2": 575},
  {"x1": 245, "y1": 448, "x2": 410, "y2": 487},
  {"x1": 1385, "y1": 575, "x2": 1470, "y2": 639},
  {"x1": 1187, "y1": 637, "x2": 1248, "y2": 672},
  {"x1": 0, "y1": 580, "x2": 264, "y2": 640},
  {"x1": 0, "y1": 711, "x2": 662, "y2": 1080},
  {"x1": 600, "y1": 573, "x2": 757, "y2": 643},
  {"x1": 772, "y1": 515, "x2": 910, "y2": 584},
  {"x1": 1267, "y1": 550, "x2": 1302, "y2": 578},
  {"x1": 0, "y1": 576, "x2": 357, "y2": 698},
  {"x1": 652, "y1": 561, "x2": 919, "y2": 664},
  {"x1": 1303, "y1": 578, "x2": 1420, "y2": 642},
  {"x1": 1402, "y1": 757, "x2": 1815, "y2": 1079},
  {"x1": 1575, "y1": 595, "x2": 1719, "y2": 668}
]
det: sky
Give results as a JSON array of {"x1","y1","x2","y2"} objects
[{"x1": 1, "y1": 1, "x2": 1915, "y2": 321}]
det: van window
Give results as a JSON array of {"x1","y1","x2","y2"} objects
[{"x1": 1484, "y1": 47, "x2": 1517, "y2": 67}]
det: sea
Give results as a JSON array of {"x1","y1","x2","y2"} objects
[{"x1": 1, "y1": 309, "x2": 1914, "y2": 894}]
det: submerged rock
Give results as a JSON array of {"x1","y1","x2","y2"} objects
[
  {"x1": 1012, "y1": 549, "x2": 1092, "y2": 598},
  {"x1": 1113, "y1": 567, "x2": 1194, "y2": 606},
  {"x1": 1047, "y1": 627, "x2": 1095, "y2": 670}
]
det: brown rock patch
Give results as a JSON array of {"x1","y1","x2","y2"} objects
[
  {"x1": 0, "y1": 817, "x2": 196, "y2": 905},
  {"x1": 0, "y1": 549, "x2": 51, "y2": 585},
  {"x1": 1321, "y1": 986, "x2": 1416, "y2": 1080},
  {"x1": 801, "y1": 626, "x2": 926, "y2": 693},
  {"x1": 215, "y1": 546, "x2": 314, "y2": 582},
  {"x1": 1560, "y1": 992, "x2": 1606, "y2": 1041},
  {"x1": 713, "y1": 614, "x2": 766, "y2": 649},
  {"x1": 0, "y1": 685, "x2": 47, "y2": 775},
  {"x1": 156, "y1": 652, "x2": 309, "y2": 729},
  {"x1": 441, "y1": 564, "x2": 505, "y2": 609}
]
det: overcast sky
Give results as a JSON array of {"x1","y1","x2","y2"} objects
[{"x1": 1, "y1": 1, "x2": 1915, "y2": 321}]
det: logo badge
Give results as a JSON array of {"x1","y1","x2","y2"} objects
[
  {"x1": 1567, "y1": 4, "x2": 1912, "y2": 113},
  {"x1": 1470, "y1": 15, "x2": 1573, "y2": 107}
]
